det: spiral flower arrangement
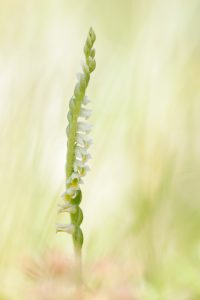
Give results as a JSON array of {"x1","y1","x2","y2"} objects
[{"x1": 56, "y1": 28, "x2": 96, "y2": 262}]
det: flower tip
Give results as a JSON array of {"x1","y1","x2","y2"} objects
[{"x1": 89, "y1": 27, "x2": 96, "y2": 41}]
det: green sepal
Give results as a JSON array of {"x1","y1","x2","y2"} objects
[
  {"x1": 89, "y1": 27, "x2": 96, "y2": 42},
  {"x1": 74, "y1": 83, "x2": 82, "y2": 98},
  {"x1": 84, "y1": 44, "x2": 90, "y2": 57},
  {"x1": 90, "y1": 48, "x2": 95, "y2": 58},
  {"x1": 88, "y1": 57, "x2": 96, "y2": 72},
  {"x1": 71, "y1": 207, "x2": 83, "y2": 226}
]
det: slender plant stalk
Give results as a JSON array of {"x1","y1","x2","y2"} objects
[{"x1": 56, "y1": 28, "x2": 96, "y2": 281}]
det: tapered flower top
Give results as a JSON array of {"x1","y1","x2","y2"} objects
[{"x1": 56, "y1": 28, "x2": 96, "y2": 256}]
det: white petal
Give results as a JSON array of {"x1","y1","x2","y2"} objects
[
  {"x1": 74, "y1": 160, "x2": 84, "y2": 168},
  {"x1": 83, "y1": 96, "x2": 91, "y2": 105},
  {"x1": 74, "y1": 161, "x2": 90, "y2": 177},
  {"x1": 58, "y1": 201, "x2": 71, "y2": 209},
  {"x1": 75, "y1": 148, "x2": 82, "y2": 160},
  {"x1": 76, "y1": 133, "x2": 92, "y2": 149},
  {"x1": 58, "y1": 202, "x2": 77, "y2": 214},
  {"x1": 82, "y1": 153, "x2": 92, "y2": 163},
  {"x1": 59, "y1": 205, "x2": 77, "y2": 214},
  {"x1": 72, "y1": 171, "x2": 84, "y2": 184},
  {"x1": 78, "y1": 122, "x2": 92, "y2": 134},
  {"x1": 56, "y1": 223, "x2": 75, "y2": 234},
  {"x1": 61, "y1": 188, "x2": 73, "y2": 197},
  {"x1": 71, "y1": 172, "x2": 81, "y2": 180},
  {"x1": 75, "y1": 146, "x2": 91, "y2": 162},
  {"x1": 80, "y1": 108, "x2": 92, "y2": 119},
  {"x1": 66, "y1": 172, "x2": 79, "y2": 184},
  {"x1": 75, "y1": 145, "x2": 88, "y2": 156},
  {"x1": 61, "y1": 187, "x2": 78, "y2": 199},
  {"x1": 79, "y1": 165, "x2": 90, "y2": 177},
  {"x1": 76, "y1": 135, "x2": 85, "y2": 147},
  {"x1": 84, "y1": 138, "x2": 93, "y2": 149}
]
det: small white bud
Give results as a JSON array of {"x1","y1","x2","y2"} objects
[{"x1": 83, "y1": 96, "x2": 91, "y2": 105}]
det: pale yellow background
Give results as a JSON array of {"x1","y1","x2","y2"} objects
[{"x1": 0, "y1": 0, "x2": 200, "y2": 299}]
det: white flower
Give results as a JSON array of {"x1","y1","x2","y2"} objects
[
  {"x1": 80, "y1": 108, "x2": 92, "y2": 119},
  {"x1": 75, "y1": 149, "x2": 83, "y2": 160},
  {"x1": 77, "y1": 133, "x2": 88, "y2": 141},
  {"x1": 77, "y1": 122, "x2": 92, "y2": 134},
  {"x1": 75, "y1": 145, "x2": 88, "y2": 157},
  {"x1": 61, "y1": 188, "x2": 74, "y2": 197},
  {"x1": 76, "y1": 135, "x2": 84, "y2": 147},
  {"x1": 66, "y1": 172, "x2": 83, "y2": 185},
  {"x1": 75, "y1": 146, "x2": 88, "y2": 155},
  {"x1": 76, "y1": 134, "x2": 87, "y2": 147},
  {"x1": 74, "y1": 160, "x2": 84, "y2": 168},
  {"x1": 74, "y1": 160, "x2": 90, "y2": 176},
  {"x1": 76, "y1": 134, "x2": 92, "y2": 148},
  {"x1": 56, "y1": 223, "x2": 75, "y2": 234},
  {"x1": 83, "y1": 138, "x2": 93, "y2": 149},
  {"x1": 75, "y1": 147, "x2": 91, "y2": 163},
  {"x1": 61, "y1": 186, "x2": 78, "y2": 199},
  {"x1": 82, "y1": 153, "x2": 92, "y2": 163},
  {"x1": 58, "y1": 202, "x2": 77, "y2": 214},
  {"x1": 79, "y1": 165, "x2": 90, "y2": 177}
]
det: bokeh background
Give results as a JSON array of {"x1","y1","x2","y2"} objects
[{"x1": 0, "y1": 0, "x2": 200, "y2": 299}]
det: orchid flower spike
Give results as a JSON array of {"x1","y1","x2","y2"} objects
[{"x1": 57, "y1": 28, "x2": 96, "y2": 258}]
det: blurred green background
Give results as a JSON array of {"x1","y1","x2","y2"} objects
[{"x1": 0, "y1": 0, "x2": 200, "y2": 299}]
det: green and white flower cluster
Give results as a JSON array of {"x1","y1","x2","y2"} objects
[{"x1": 56, "y1": 28, "x2": 96, "y2": 255}]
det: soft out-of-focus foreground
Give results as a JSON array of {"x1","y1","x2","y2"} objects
[{"x1": 0, "y1": 0, "x2": 200, "y2": 299}]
